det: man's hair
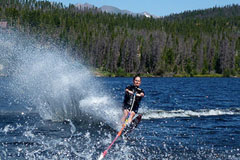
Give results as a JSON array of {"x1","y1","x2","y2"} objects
[{"x1": 133, "y1": 74, "x2": 141, "y2": 81}]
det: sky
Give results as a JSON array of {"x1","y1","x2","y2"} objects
[{"x1": 49, "y1": 0, "x2": 240, "y2": 17}]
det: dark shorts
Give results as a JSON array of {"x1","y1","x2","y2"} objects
[{"x1": 122, "y1": 104, "x2": 138, "y2": 114}]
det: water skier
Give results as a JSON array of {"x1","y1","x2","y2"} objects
[
  {"x1": 98, "y1": 75, "x2": 145, "y2": 160},
  {"x1": 121, "y1": 75, "x2": 145, "y2": 125}
]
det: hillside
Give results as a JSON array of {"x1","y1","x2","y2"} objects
[
  {"x1": 0, "y1": 0, "x2": 240, "y2": 77},
  {"x1": 165, "y1": 4, "x2": 240, "y2": 20}
]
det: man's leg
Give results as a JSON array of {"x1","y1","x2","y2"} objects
[
  {"x1": 127, "y1": 111, "x2": 135, "y2": 125},
  {"x1": 121, "y1": 109, "x2": 129, "y2": 124}
]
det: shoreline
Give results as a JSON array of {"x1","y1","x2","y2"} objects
[{"x1": 92, "y1": 69, "x2": 240, "y2": 78}]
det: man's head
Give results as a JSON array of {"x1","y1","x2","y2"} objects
[{"x1": 133, "y1": 75, "x2": 141, "y2": 87}]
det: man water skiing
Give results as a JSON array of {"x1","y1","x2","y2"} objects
[
  {"x1": 98, "y1": 75, "x2": 145, "y2": 160},
  {"x1": 121, "y1": 75, "x2": 145, "y2": 125}
]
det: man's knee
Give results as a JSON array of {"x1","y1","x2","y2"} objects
[{"x1": 130, "y1": 111, "x2": 135, "y2": 117}]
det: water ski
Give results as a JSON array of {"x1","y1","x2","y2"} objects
[{"x1": 122, "y1": 114, "x2": 142, "y2": 136}]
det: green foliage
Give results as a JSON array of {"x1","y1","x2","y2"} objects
[
  {"x1": 223, "y1": 68, "x2": 231, "y2": 77},
  {"x1": 185, "y1": 58, "x2": 193, "y2": 75},
  {"x1": 0, "y1": 0, "x2": 239, "y2": 77},
  {"x1": 173, "y1": 65, "x2": 178, "y2": 74},
  {"x1": 115, "y1": 68, "x2": 128, "y2": 77},
  {"x1": 163, "y1": 48, "x2": 175, "y2": 65},
  {"x1": 235, "y1": 52, "x2": 240, "y2": 74},
  {"x1": 201, "y1": 68, "x2": 207, "y2": 75},
  {"x1": 154, "y1": 68, "x2": 165, "y2": 76},
  {"x1": 214, "y1": 53, "x2": 222, "y2": 74},
  {"x1": 5, "y1": 8, "x2": 19, "y2": 19}
]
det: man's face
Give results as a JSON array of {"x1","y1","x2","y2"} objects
[{"x1": 133, "y1": 77, "x2": 141, "y2": 87}]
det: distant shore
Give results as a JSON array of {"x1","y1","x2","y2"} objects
[
  {"x1": 92, "y1": 69, "x2": 240, "y2": 78},
  {"x1": 0, "y1": 69, "x2": 239, "y2": 78}
]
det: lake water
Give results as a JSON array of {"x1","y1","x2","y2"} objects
[{"x1": 0, "y1": 76, "x2": 240, "y2": 160}]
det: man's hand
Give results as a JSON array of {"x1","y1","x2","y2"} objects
[
  {"x1": 126, "y1": 89, "x2": 144, "y2": 97},
  {"x1": 126, "y1": 89, "x2": 133, "y2": 94},
  {"x1": 136, "y1": 93, "x2": 144, "y2": 97}
]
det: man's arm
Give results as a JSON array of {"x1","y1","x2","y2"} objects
[
  {"x1": 136, "y1": 92, "x2": 144, "y2": 97},
  {"x1": 125, "y1": 88, "x2": 134, "y2": 94}
]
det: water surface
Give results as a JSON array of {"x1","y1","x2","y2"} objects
[{"x1": 1, "y1": 77, "x2": 240, "y2": 159}]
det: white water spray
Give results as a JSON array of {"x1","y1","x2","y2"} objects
[{"x1": 0, "y1": 29, "x2": 121, "y2": 128}]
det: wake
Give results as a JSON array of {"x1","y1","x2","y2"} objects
[{"x1": 141, "y1": 107, "x2": 240, "y2": 119}]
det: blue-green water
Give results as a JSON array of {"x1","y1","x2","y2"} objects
[{"x1": 1, "y1": 76, "x2": 240, "y2": 160}]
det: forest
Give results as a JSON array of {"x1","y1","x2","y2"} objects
[{"x1": 0, "y1": 0, "x2": 240, "y2": 77}]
